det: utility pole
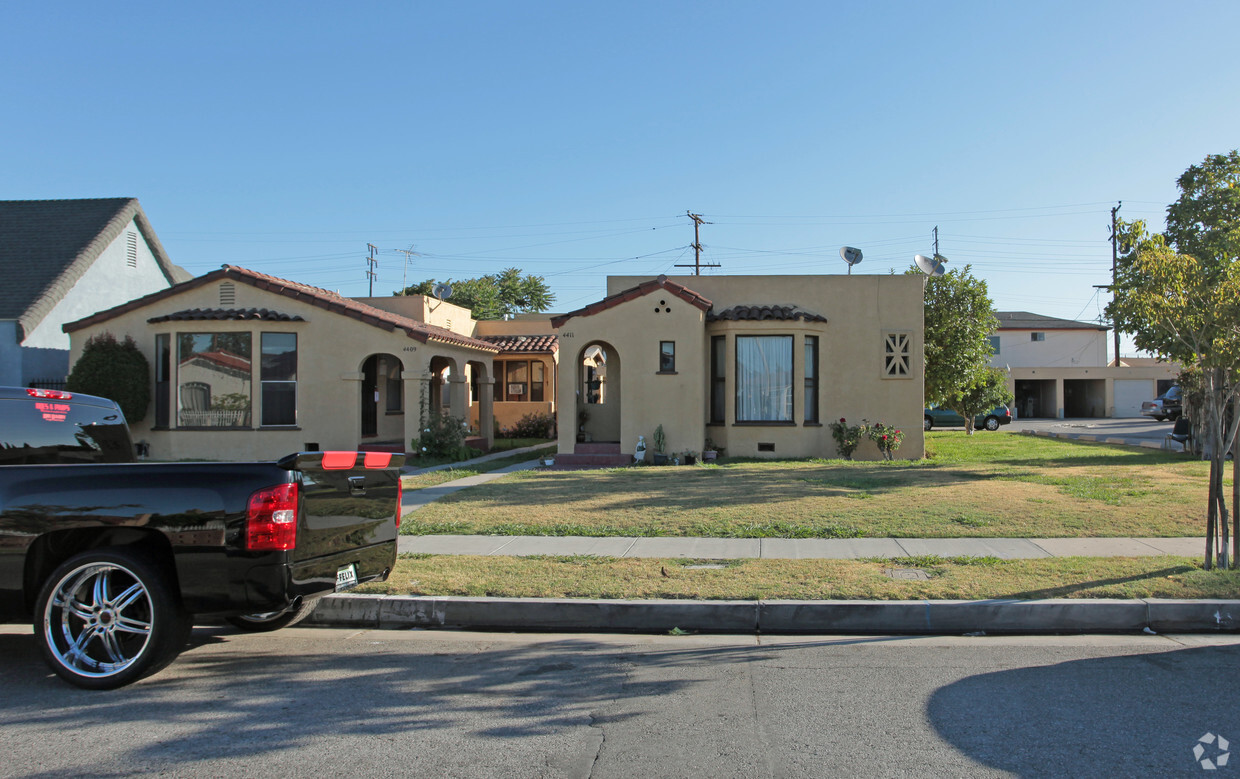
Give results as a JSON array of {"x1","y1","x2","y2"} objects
[
  {"x1": 366, "y1": 243, "x2": 379, "y2": 296},
  {"x1": 1110, "y1": 202, "x2": 1121, "y2": 366},
  {"x1": 675, "y1": 211, "x2": 720, "y2": 275},
  {"x1": 395, "y1": 245, "x2": 419, "y2": 293},
  {"x1": 933, "y1": 225, "x2": 940, "y2": 257}
]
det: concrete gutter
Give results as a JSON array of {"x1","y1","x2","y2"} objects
[{"x1": 310, "y1": 594, "x2": 1240, "y2": 634}]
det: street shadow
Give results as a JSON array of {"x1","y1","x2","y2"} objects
[{"x1": 927, "y1": 644, "x2": 1240, "y2": 776}]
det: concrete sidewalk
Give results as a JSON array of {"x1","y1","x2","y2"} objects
[{"x1": 398, "y1": 533, "x2": 1205, "y2": 560}]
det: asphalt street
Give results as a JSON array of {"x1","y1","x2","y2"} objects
[{"x1": 2, "y1": 624, "x2": 1238, "y2": 777}]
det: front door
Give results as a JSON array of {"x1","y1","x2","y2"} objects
[{"x1": 361, "y1": 356, "x2": 378, "y2": 437}]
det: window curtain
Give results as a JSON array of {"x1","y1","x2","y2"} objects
[{"x1": 736, "y1": 336, "x2": 792, "y2": 421}]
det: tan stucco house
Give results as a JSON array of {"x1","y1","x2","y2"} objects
[
  {"x1": 551, "y1": 273, "x2": 926, "y2": 464},
  {"x1": 63, "y1": 265, "x2": 560, "y2": 461}
]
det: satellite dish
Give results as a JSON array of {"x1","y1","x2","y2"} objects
[
  {"x1": 914, "y1": 254, "x2": 947, "y2": 277},
  {"x1": 839, "y1": 246, "x2": 863, "y2": 275},
  {"x1": 432, "y1": 282, "x2": 453, "y2": 301}
]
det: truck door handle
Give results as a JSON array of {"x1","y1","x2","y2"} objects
[{"x1": 348, "y1": 476, "x2": 366, "y2": 496}]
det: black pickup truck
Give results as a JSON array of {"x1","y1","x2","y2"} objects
[{"x1": 0, "y1": 386, "x2": 404, "y2": 689}]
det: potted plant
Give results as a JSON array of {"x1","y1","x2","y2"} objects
[
  {"x1": 577, "y1": 408, "x2": 590, "y2": 443},
  {"x1": 702, "y1": 437, "x2": 720, "y2": 461},
  {"x1": 652, "y1": 424, "x2": 668, "y2": 465},
  {"x1": 683, "y1": 451, "x2": 697, "y2": 465}
]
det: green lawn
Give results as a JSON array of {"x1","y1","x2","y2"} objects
[{"x1": 400, "y1": 432, "x2": 1211, "y2": 539}]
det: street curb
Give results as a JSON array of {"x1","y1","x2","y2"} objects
[{"x1": 309, "y1": 594, "x2": 1240, "y2": 634}]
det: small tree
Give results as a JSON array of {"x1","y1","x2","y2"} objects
[
  {"x1": 908, "y1": 263, "x2": 1001, "y2": 414},
  {"x1": 396, "y1": 268, "x2": 554, "y2": 320},
  {"x1": 66, "y1": 333, "x2": 150, "y2": 424},
  {"x1": 953, "y1": 368, "x2": 1014, "y2": 436}
]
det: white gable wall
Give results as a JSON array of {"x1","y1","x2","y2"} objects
[
  {"x1": 989, "y1": 329, "x2": 1107, "y2": 369},
  {"x1": 19, "y1": 219, "x2": 175, "y2": 382}
]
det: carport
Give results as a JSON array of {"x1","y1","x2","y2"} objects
[
  {"x1": 1064, "y1": 378, "x2": 1106, "y2": 418},
  {"x1": 1015, "y1": 379, "x2": 1057, "y2": 419}
]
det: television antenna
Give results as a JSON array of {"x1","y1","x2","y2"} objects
[
  {"x1": 914, "y1": 226, "x2": 948, "y2": 277},
  {"x1": 839, "y1": 246, "x2": 863, "y2": 274}
]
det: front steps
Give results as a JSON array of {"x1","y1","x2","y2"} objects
[{"x1": 551, "y1": 442, "x2": 632, "y2": 469}]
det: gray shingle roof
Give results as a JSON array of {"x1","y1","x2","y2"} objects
[
  {"x1": 0, "y1": 198, "x2": 192, "y2": 338},
  {"x1": 995, "y1": 311, "x2": 1107, "y2": 331}
]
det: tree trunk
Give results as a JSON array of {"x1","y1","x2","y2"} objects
[{"x1": 1207, "y1": 454, "x2": 1217, "y2": 570}]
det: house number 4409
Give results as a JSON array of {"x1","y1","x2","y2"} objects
[{"x1": 560, "y1": 332, "x2": 574, "y2": 338}]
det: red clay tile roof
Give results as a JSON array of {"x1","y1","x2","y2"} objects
[
  {"x1": 550, "y1": 275, "x2": 712, "y2": 328},
  {"x1": 65, "y1": 265, "x2": 500, "y2": 353},
  {"x1": 148, "y1": 307, "x2": 306, "y2": 323},
  {"x1": 480, "y1": 334, "x2": 558, "y2": 354},
  {"x1": 706, "y1": 305, "x2": 828, "y2": 323}
]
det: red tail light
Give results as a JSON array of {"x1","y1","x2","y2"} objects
[
  {"x1": 246, "y1": 482, "x2": 299, "y2": 551},
  {"x1": 395, "y1": 478, "x2": 403, "y2": 532},
  {"x1": 27, "y1": 388, "x2": 72, "y2": 400}
]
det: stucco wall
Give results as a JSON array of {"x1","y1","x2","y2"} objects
[
  {"x1": 20, "y1": 219, "x2": 176, "y2": 383},
  {"x1": 990, "y1": 329, "x2": 1108, "y2": 369},
  {"x1": 68, "y1": 278, "x2": 494, "y2": 461}
]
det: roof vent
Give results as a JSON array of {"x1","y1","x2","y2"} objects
[
  {"x1": 126, "y1": 232, "x2": 138, "y2": 268},
  {"x1": 220, "y1": 282, "x2": 236, "y2": 306}
]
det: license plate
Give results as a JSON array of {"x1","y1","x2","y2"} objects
[{"x1": 336, "y1": 564, "x2": 358, "y2": 591}]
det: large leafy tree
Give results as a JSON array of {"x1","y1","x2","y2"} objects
[
  {"x1": 1106, "y1": 150, "x2": 1240, "y2": 569},
  {"x1": 396, "y1": 268, "x2": 553, "y2": 320},
  {"x1": 908, "y1": 264, "x2": 1004, "y2": 428}
]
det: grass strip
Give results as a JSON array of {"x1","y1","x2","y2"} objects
[
  {"x1": 401, "y1": 450, "x2": 551, "y2": 491},
  {"x1": 355, "y1": 553, "x2": 1240, "y2": 601}
]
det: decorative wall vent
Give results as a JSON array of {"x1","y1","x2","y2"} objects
[
  {"x1": 219, "y1": 282, "x2": 236, "y2": 306},
  {"x1": 126, "y1": 232, "x2": 138, "y2": 268},
  {"x1": 883, "y1": 332, "x2": 911, "y2": 378}
]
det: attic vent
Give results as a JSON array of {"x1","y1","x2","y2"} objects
[
  {"x1": 883, "y1": 332, "x2": 911, "y2": 378},
  {"x1": 446, "y1": 319, "x2": 452, "y2": 329},
  {"x1": 219, "y1": 282, "x2": 236, "y2": 306},
  {"x1": 125, "y1": 232, "x2": 138, "y2": 268}
]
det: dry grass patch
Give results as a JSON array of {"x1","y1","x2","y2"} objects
[
  {"x1": 358, "y1": 553, "x2": 1240, "y2": 601},
  {"x1": 402, "y1": 433, "x2": 1212, "y2": 538}
]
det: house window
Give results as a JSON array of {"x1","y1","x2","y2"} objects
[
  {"x1": 883, "y1": 333, "x2": 911, "y2": 378},
  {"x1": 531, "y1": 361, "x2": 545, "y2": 402},
  {"x1": 989, "y1": 336, "x2": 1001, "y2": 354},
  {"x1": 260, "y1": 333, "x2": 297, "y2": 426},
  {"x1": 804, "y1": 336, "x2": 819, "y2": 424},
  {"x1": 177, "y1": 332, "x2": 252, "y2": 428},
  {"x1": 1031, "y1": 332, "x2": 1046, "y2": 342},
  {"x1": 736, "y1": 335, "x2": 792, "y2": 422},
  {"x1": 154, "y1": 334, "x2": 170, "y2": 427},
  {"x1": 710, "y1": 336, "x2": 726, "y2": 424},
  {"x1": 659, "y1": 341, "x2": 676, "y2": 373}
]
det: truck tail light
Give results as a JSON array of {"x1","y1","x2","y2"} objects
[
  {"x1": 27, "y1": 388, "x2": 72, "y2": 400},
  {"x1": 246, "y1": 482, "x2": 299, "y2": 551},
  {"x1": 395, "y1": 479, "x2": 403, "y2": 532}
]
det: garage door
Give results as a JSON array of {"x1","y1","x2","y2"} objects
[{"x1": 1113, "y1": 379, "x2": 1153, "y2": 418}]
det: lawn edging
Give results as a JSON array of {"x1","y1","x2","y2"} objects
[{"x1": 310, "y1": 593, "x2": 1240, "y2": 634}]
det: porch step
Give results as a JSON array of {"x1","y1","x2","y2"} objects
[
  {"x1": 358, "y1": 442, "x2": 408, "y2": 454},
  {"x1": 573, "y1": 442, "x2": 622, "y2": 455}
]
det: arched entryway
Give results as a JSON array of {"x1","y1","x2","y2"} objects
[
  {"x1": 577, "y1": 341, "x2": 620, "y2": 443},
  {"x1": 360, "y1": 353, "x2": 404, "y2": 441}
]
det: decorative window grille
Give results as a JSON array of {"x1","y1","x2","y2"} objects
[{"x1": 883, "y1": 333, "x2": 911, "y2": 378}]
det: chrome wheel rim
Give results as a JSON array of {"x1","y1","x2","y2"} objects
[{"x1": 43, "y1": 562, "x2": 153, "y2": 679}]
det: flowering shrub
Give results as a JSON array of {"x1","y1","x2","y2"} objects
[
  {"x1": 829, "y1": 417, "x2": 865, "y2": 459},
  {"x1": 415, "y1": 411, "x2": 468, "y2": 458},
  {"x1": 507, "y1": 412, "x2": 556, "y2": 439},
  {"x1": 866, "y1": 421, "x2": 905, "y2": 460}
]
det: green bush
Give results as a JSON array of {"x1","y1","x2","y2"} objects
[
  {"x1": 508, "y1": 412, "x2": 555, "y2": 439},
  {"x1": 415, "y1": 411, "x2": 469, "y2": 459},
  {"x1": 66, "y1": 333, "x2": 150, "y2": 424}
]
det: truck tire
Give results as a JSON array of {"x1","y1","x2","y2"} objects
[
  {"x1": 35, "y1": 548, "x2": 190, "y2": 690},
  {"x1": 226, "y1": 598, "x2": 317, "y2": 632}
]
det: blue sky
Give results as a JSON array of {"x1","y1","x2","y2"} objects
[{"x1": 4, "y1": 2, "x2": 1238, "y2": 356}]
